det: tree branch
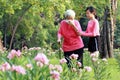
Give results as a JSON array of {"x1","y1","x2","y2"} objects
[{"x1": 9, "y1": 4, "x2": 32, "y2": 50}]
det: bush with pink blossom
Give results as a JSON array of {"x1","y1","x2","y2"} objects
[{"x1": 0, "y1": 47, "x2": 110, "y2": 80}]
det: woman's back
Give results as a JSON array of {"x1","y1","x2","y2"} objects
[{"x1": 58, "y1": 20, "x2": 84, "y2": 51}]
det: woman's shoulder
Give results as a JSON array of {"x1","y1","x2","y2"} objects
[
  {"x1": 74, "y1": 19, "x2": 79, "y2": 22},
  {"x1": 93, "y1": 19, "x2": 99, "y2": 23},
  {"x1": 74, "y1": 20, "x2": 80, "y2": 24},
  {"x1": 89, "y1": 19, "x2": 98, "y2": 24}
]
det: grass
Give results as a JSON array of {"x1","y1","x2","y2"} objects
[{"x1": 107, "y1": 58, "x2": 120, "y2": 80}]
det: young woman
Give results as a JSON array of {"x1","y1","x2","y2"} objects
[
  {"x1": 69, "y1": 6, "x2": 100, "y2": 56},
  {"x1": 57, "y1": 9, "x2": 84, "y2": 68}
]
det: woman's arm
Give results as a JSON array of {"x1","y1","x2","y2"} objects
[
  {"x1": 69, "y1": 20, "x2": 99, "y2": 37},
  {"x1": 57, "y1": 23, "x2": 63, "y2": 44},
  {"x1": 68, "y1": 20, "x2": 82, "y2": 36},
  {"x1": 82, "y1": 20, "x2": 99, "y2": 37}
]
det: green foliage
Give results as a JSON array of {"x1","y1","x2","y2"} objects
[
  {"x1": 0, "y1": 0, "x2": 74, "y2": 49},
  {"x1": 114, "y1": 20, "x2": 120, "y2": 47},
  {"x1": 0, "y1": 31, "x2": 3, "y2": 38},
  {"x1": 114, "y1": 0, "x2": 120, "y2": 47},
  {"x1": 114, "y1": 50, "x2": 120, "y2": 70},
  {"x1": 0, "y1": 0, "x2": 119, "y2": 50},
  {"x1": 92, "y1": 59, "x2": 111, "y2": 80}
]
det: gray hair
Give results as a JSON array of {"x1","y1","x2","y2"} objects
[{"x1": 64, "y1": 9, "x2": 75, "y2": 19}]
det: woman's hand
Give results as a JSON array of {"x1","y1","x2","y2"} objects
[
  {"x1": 57, "y1": 39, "x2": 61, "y2": 45},
  {"x1": 76, "y1": 31, "x2": 82, "y2": 36},
  {"x1": 68, "y1": 20, "x2": 75, "y2": 26},
  {"x1": 67, "y1": 20, "x2": 83, "y2": 36}
]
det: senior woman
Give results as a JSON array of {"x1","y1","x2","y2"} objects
[{"x1": 57, "y1": 9, "x2": 84, "y2": 68}]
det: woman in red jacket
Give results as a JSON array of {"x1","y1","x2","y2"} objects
[{"x1": 57, "y1": 9, "x2": 84, "y2": 68}]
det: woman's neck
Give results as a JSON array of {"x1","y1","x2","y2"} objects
[
  {"x1": 90, "y1": 15, "x2": 95, "y2": 20},
  {"x1": 90, "y1": 17, "x2": 95, "y2": 20}
]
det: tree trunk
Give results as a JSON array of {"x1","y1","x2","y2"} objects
[
  {"x1": 100, "y1": 0, "x2": 117, "y2": 58},
  {"x1": 109, "y1": 0, "x2": 117, "y2": 57},
  {"x1": 100, "y1": 7, "x2": 109, "y2": 58},
  {"x1": 106, "y1": 9, "x2": 113, "y2": 58},
  {"x1": 9, "y1": 5, "x2": 32, "y2": 50}
]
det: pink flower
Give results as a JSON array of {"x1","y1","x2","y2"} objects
[
  {"x1": 84, "y1": 66, "x2": 92, "y2": 72},
  {"x1": 71, "y1": 68, "x2": 77, "y2": 72},
  {"x1": 90, "y1": 53, "x2": 96, "y2": 58},
  {"x1": 77, "y1": 62, "x2": 82, "y2": 67},
  {"x1": 34, "y1": 53, "x2": 49, "y2": 65},
  {"x1": 26, "y1": 64, "x2": 33, "y2": 70},
  {"x1": 16, "y1": 50, "x2": 21, "y2": 57},
  {"x1": 49, "y1": 64, "x2": 63, "y2": 73},
  {"x1": 90, "y1": 51, "x2": 99, "y2": 58},
  {"x1": 70, "y1": 54, "x2": 78, "y2": 59},
  {"x1": 7, "y1": 50, "x2": 22, "y2": 59},
  {"x1": 50, "y1": 70, "x2": 60, "y2": 80},
  {"x1": 55, "y1": 65, "x2": 63, "y2": 73},
  {"x1": 11, "y1": 65, "x2": 26, "y2": 75},
  {"x1": 7, "y1": 50, "x2": 16, "y2": 59},
  {"x1": 49, "y1": 64, "x2": 55, "y2": 70},
  {"x1": 60, "y1": 58, "x2": 67, "y2": 64},
  {"x1": 37, "y1": 62, "x2": 44, "y2": 67},
  {"x1": 0, "y1": 62, "x2": 11, "y2": 72}
]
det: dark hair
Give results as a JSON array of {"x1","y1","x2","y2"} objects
[{"x1": 85, "y1": 6, "x2": 98, "y2": 19}]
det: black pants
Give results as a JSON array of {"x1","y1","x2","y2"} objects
[
  {"x1": 64, "y1": 48, "x2": 84, "y2": 68},
  {"x1": 88, "y1": 36, "x2": 100, "y2": 53}
]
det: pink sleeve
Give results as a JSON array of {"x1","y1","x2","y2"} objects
[
  {"x1": 82, "y1": 20, "x2": 99, "y2": 37},
  {"x1": 57, "y1": 22, "x2": 62, "y2": 39}
]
